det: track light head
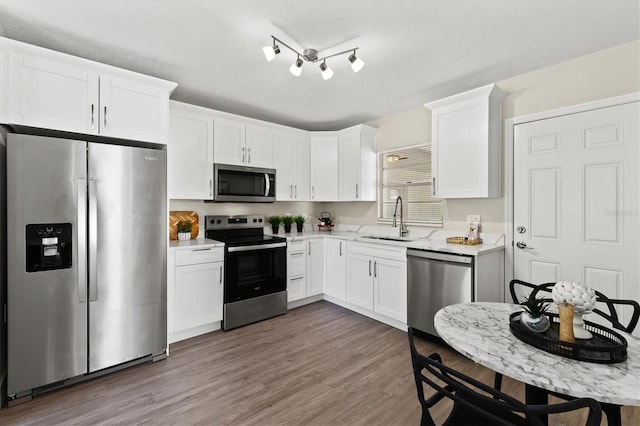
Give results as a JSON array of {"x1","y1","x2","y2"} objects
[
  {"x1": 319, "y1": 61, "x2": 334, "y2": 80},
  {"x1": 290, "y1": 56, "x2": 303, "y2": 77},
  {"x1": 263, "y1": 38, "x2": 280, "y2": 61},
  {"x1": 348, "y1": 51, "x2": 365, "y2": 73}
]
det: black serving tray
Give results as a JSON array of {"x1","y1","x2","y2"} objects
[{"x1": 509, "y1": 312, "x2": 627, "y2": 363}]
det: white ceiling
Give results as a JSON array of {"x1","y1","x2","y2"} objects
[{"x1": 0, "y1": 1, "x2": 638, "y2": 131}]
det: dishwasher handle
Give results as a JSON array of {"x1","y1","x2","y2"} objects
[{"x1": 407, "y1": 249, "x2": 473, "y2": 264}]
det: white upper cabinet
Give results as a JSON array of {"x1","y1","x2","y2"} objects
[
  {"x1": 274, "y1": 130, "x2": 310, "y2": 201},
  {"x1": 310, "y1": 133, "x2": 339, "y2": 201},
  {"x1": 1, "y1": 37, "x2": 176, "y2": 144},
  {"x1": 168, "y1": 101, "x2": 214, "y2": 200},
  {"x1": 425, "y1": 83, "x2": 506, "y2": 198},
  {"x1": 213, "y1": 117, "x2": 274, "y2": 168},
  {"x1": 213, "y1": 116, "x2": 246, "y2": 165},
  {"x1": 338, "y1": 125, "x2": 377, "y2": 201}
]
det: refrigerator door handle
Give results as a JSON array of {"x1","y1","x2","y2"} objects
[
  {"x1": 89, "y1": 179, "x2": 98, "y2": 302},
  {"x1": 77, "y1": 179, "x2": 88, "y2": 303}
]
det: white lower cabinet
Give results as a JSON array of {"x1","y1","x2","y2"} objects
[
  {"x1": 346, "y1": 241, "x2": 407, "y2": 324},
  {"x1": 324, "y1": 238, "x2": 347, "y2": 301},
  {"x1": 169, "y1": 244, "x2": 224, "y2": 344},
  {"x1": 306, "y1": 238, "x2": 325, "y2": 297},
  {"x1": 287, "y1": 239, "x2": 307, "y2": 302}
]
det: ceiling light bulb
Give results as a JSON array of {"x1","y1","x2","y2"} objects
[
  {"x1": 290, "y1": 57, "x2": 303, "y2": 77},
  {"x1": 319, "y1": 61, "x2": 334, "y2": 80},
  {"x1": 263, "y1": 43, "x2": 280, "y2": 62},
  {"x1": 349, "y1": 52, "x2": 365, "y2": 73}
]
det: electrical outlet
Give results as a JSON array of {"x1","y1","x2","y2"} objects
[{"x1": 467, "y1": 214, "x2": 480, "y2": 223}]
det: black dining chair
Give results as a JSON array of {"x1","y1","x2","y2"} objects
[
  {"x1": 497, "y1": 279, "x2": 640, "y2": 425},
  {"x1": 408, "y1": 327, "x2": 602, "y2": 426}
]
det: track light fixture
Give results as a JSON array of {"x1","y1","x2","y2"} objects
[{"x1": 263, "y1": 35, "x2": 364, "y2": 80}]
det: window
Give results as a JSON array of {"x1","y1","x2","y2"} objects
[{"x1": 378, "y1": 144, "x2": 443, "y2": 226}]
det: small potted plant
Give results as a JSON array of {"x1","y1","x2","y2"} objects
[
  {"x1": 520, "y1": 294, "x2": 550, "y2": 333},
  {"x1": 268, "y1": 216, "x2": 282, "y2": 234},
  {"x1": 282, "y1": 214, "x2": 294, "y2": 233},
  {"x1": 294, "y1": 215, "x2": 306, "y2": 233},
  {"x1": 177, "y1": 220, "x2": 193, "y2": 241}
]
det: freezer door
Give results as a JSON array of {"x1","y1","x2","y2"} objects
[
  {"x1": 87, "y1": 143, "x2": 167, "y2": 372},
  {"x1": 7, "y1": 134, "x2": 88, "y2": 396}
]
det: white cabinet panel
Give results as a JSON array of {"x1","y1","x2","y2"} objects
[
  {"x1": 213, "y1": 116, "x2": 245, "y2": 165},
  {"x1": 325, "y1": 238, "x2": 347, "y2": 301},
  {"x1": 275, "y1": 131, "x2": 310, "y2": 200},
  {"x1": 338, "y1": 125, "x2": 377, "y2": 201},
  {"x1": 288, "y1": 275, "x2": 306, "y2": 302},
  {"x1": 289, "y1": 251, "x2": 306, "y2": 277},
  {"x1": 306, "y1": 238, "x2": 325, "y2": 297},
  {"x1": 373, "y1": 258, "x2": 407, "y2": 322},
  {"x1": 310, "y1": 134, "x2": 338, "y2": 201},
  {"x1": 174, "y1": 261, "x2": 223, "y2": 331},
  {"x1": 426, "y1": 83, "x2": 505, "y2": 198},
  {"x1": 245, "y1": 124, "x2": 273, "y2": 168},
  {"x1": 168, "y1": 102, "x2": 214, "y2": 199},
  {"x1": 347, "y1": 252, "x2": 374, "y2": 310}
]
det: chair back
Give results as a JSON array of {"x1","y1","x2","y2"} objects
[
  {"x1": 408, "y1": 327, "x2": 602, "y2": 426},
  {"x1": 509, "y1": 279, "x2": 640, "y2": 333}
]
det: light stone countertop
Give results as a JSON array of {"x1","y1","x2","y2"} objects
[
  {"x1": 169, "y1": 238, "x2": 224, "y2": 250},
  {"x1": 434, "y1": 302, "x2": 640, "y2": 406}
]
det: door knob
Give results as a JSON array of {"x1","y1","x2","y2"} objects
[
  {"x1": 516, "y1": 226, "x2": 526, "y2": 234},
  {"x1": 516, "y1": 241, "x2": 531, "y2": 249}
]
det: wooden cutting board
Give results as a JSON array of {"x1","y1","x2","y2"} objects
[{"x1": 169, "y1": 211, "x2": 199, "y2": 240}]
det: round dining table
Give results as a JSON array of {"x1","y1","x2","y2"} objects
[{"x1": 434, "y1": 302, "x2": 640, "y2": 410}]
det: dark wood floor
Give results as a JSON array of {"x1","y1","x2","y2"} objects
[{"x1": 1, "y1": 301, "x2": 638, "y2": 425}]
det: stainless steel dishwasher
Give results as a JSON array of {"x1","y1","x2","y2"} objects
[{"x1": 407, "y1": 249, "x2": 474, "y2": 337}]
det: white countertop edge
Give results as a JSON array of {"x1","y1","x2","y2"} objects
[{"x1": 169, "y1": 238, "x2": 224, "y2": 250}]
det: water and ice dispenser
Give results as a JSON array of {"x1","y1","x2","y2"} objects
[{"x1": 25, "y1": 223, "x2": 72, "y2": 272}]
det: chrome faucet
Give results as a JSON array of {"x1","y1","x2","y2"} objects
[{"x1": 392, "y1": 196, "x2": 409, "y2": 238}]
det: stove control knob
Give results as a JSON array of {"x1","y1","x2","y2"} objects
[
  {"x1": 259, "y1": 218, "x2": 263, "y2": 223},
  {"x1": 216, "y1": 219, "x2": 222, "y2": 224},
  {"x1": 253, "y1": 218, "x2": 257, "y2": 223}
]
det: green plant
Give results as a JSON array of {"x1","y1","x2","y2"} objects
[
  {"x1": 177, "y1": 220, "x2": 193, "y2": 233},
  {"x1": 268, "y1": 216, "x2": 282, "y2": 226},
  {"x1": 294, "y1": 215, "x2": 306, "y2": 225},
  {"x1": 282, "y1": 215, "x2": 294, "y2": 225},
  {"x1": 521, "y1": 294, "x2": 549, "y2": 318}
]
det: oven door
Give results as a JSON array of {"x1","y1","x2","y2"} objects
[
  {"x1": 212, "y1": 163, "x2": 276, "y2": 202},
  {"x1": 224, "y1": 241, "x2": 287, "y2": 302}
]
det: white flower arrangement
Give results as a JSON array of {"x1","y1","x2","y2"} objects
[{"x1": 551, "y1": 281, "x2": 597, "y2": 314}]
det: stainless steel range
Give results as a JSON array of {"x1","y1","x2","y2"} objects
[{"x1": 205, "y1": 215, "x2": 287, "y2": 330}]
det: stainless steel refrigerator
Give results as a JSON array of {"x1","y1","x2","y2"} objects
[{"x1": 7, "y1": 133, "x2": 167, "y2": 401}]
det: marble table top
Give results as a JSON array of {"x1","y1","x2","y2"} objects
[{"x1": 434, "y1": 302, "x2": 640, "y2": 406}]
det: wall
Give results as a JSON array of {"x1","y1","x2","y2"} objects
[
  {"x1": 328, "y1": 40, "x2": 640, "y2": 234},
  {"x1": 169, "y1": 200, "x2": 324, "y2": 237}
]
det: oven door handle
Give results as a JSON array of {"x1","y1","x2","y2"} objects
[
  {"x1": 264, "y1": 173, "x2": 271, "y2": 197},
  {"x1": 227, "y1": 242, "x2": 286, "y2": 252}
]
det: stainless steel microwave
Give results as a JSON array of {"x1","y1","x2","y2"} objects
[{"x1": 208, "y1": 163, "x2": 276, "y2": 203}]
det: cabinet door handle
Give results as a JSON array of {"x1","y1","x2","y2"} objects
[
  {"x1": 248, "y1": 147, "x2": 251, "y2": 164},
  {"x1": 294, "y1": 185, "x2": 297, "y2": 198},
  {"x1": 242, "y1": 146, "x2": 245, "y2": 163},
  {"x1": 355, "y1": 184, "x2": 359, "y2": 199},
  {"x1": 374, "y1": 261, "x2": 377, "y2": 278},
  {"x1": 103, "y1": 106, "x2": 108, "y2": 130},
  {"x1": 209, "y1": 179, "x2": 213, "y2": 197},
  {"x1": 311, "y1": 186, "x2": 315, "y2": 199},
  {"x1": 432, "y1": 177, "x2": 436, "y2": 196},
  {"x1": 191, "y1": 248, "x2": 212, "y2": 252},
  {"x1": 219, "y1": 265, "x2": 223, "y2": 284},
  {"x1": 308, "y1": 241, "x2": 311, "y2": 256},
  {"x1": 369, "y1": 259, "x2": 372, "y2": 277},
  {"x1": 339, "y1": 241, "x2": 342, "y2": 256},
  {"x1": 90, "y1": 104, "x2": 95, "y2": 129},
  {"x1": 290, "y1": 184, "x2": 293, "y2": 198}
]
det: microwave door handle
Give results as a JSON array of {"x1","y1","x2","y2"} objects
[{"x1": 264, "y1": 173, "x2": 270, "y2": 197}]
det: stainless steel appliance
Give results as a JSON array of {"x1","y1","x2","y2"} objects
[
  {"x1": 7, "y1": 133, "x2": 167, "y2": 403},
  {"x1": 205, "y1": 215, "x2": 287, "y2": 330},
  {"x1": 407, "y1": 249, "x2": 474, "y2": 337},
  {"x1": 208, "y1": 163, "x2": 276, "y2": 203}
]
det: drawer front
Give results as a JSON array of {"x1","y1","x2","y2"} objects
[
  {"x1": 288, "y1": 251, "x2": 306, "y2": 276},
  {"x1": 288, "y1": 239, "x2": 306, "y2": 253},
  {"x1": 347, "y1": 241, "x2": 406, "y2": 262},
  {"x1": 175, "y1": 247, "x2": 224, "y2": 266},
  {"x1": 288, "y1": 275, "x2": 306, "y2": 302}
]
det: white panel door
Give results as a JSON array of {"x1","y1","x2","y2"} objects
[
  {"x1": 174, "y1": 261, "x2": 223, "y2": 331},
  {"x1": 325, "y1": 239, "x2": 347, "y2": 301},
  {"x1": 274, "y1": 132, "x2": 294, "y2": 200},
  {"x1": 213, "y1": 117, "x2": 245, "y2": 165},
  {"x1": 514, "y1": 102, "x2": 639, "y2": 327},
  {"x1": 306, "y1": 239, "x2": 325, "y2": 297},
  {"x1": 100, "y1": 75, "x2": 162, "y2": 143},
  {"x1": 338, "y1": 131, "x2": 361, "y2": 200},
  {"x1": 168, "y1": 107, "x2": 214, "y2": 199},
  {"x1": 310, "y1": 135, "x2": 338, "y2": 201},
  {"x1": 245, "y1": 124, "x2": 274, "y2": 168},
  {"x1": 347, "y1": 253, "x2": 374, "y2": 310},
  {"x1": 292, "y1": 134, "x2": 311, "y2": 200}
]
